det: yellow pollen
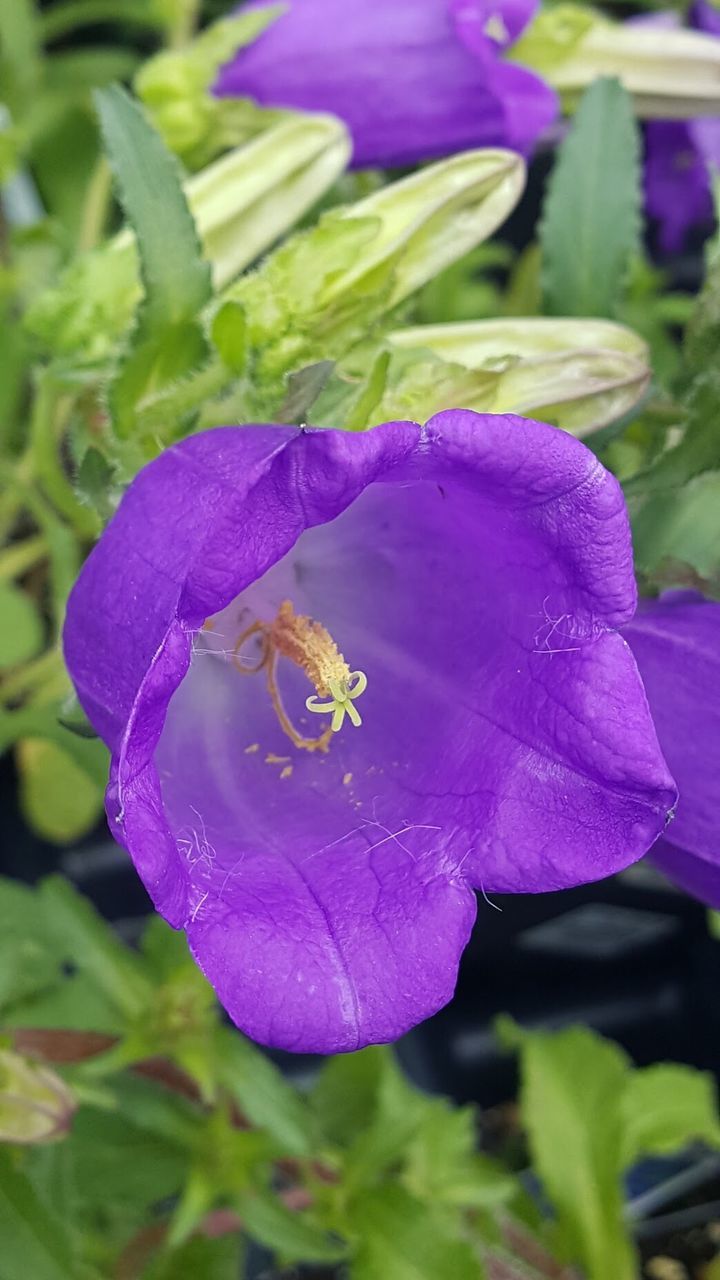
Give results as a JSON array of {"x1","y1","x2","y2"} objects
[
  {"x1": 280, "y1": 765, "x2": 293, "y2": 780},
  {"x1": 232, "y1": 600, "x2": 367, "y2": 753},
  {"x1": 244, "y1": 743, "x2": 260, "y2": 754}
]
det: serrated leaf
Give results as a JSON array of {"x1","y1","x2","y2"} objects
[
  {"x1": 0, "y1": 583, "x2": 44, "y2": 669},
  {"x1": 95, "y1": 85, "x2": 210, "y2": 326},
  {"x1": 621, "y1": 1064, "x2": 720, "y2": 1167},
  {"x1": 540, "y1": 78, "x2": 641, "y2": 317},
  {"x1": 94, "y1": 84, "x2": 212, "y2": 436},
  {"x1": 404, "y1": 1100, "x2": 516, "y2": 1210},
  {"x1": 349, "y1": 1185, "x2": 480, "y2": 1280}
]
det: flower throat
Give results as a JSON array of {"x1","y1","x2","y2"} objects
[{"x1": 232, "y1": 600, "x2": 367, "y2": 753}]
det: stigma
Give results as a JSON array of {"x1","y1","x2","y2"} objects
[{"x1": 232, "y1": 600, "x2": 367, "y2": 753}]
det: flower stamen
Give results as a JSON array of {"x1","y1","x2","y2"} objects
[{"x1": 231, "y1": 601, "x2": 367, "y2": 753}]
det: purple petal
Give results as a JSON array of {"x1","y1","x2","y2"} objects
[
  {"x1": 450, "y1": 0, "x2": 539, "y2": 53},
  {"x1": 214, "y1": 0, "x2": 554, "y2": 168},
  {"x1": 624, "y1": 594, "x2": 720, "y2": 866},
  {"x1": 65, "y1": 415, "x2": 675, "y2": 1052},
  {"x1": 491, "y1": 60, "x2": 559, "y2": 155},
  {"x1": 651, "y1": 838, "x2": 720, "y2": 908},
  {"x1": 644, "y1": 121, "x2": 713, "y2": 253},
  {"x1": 692, "y1": 0, "x2": 720, "y2": 37}
]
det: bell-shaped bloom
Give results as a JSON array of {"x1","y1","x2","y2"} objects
[
  {"x1": 213, "y1": 0, "x2": 558, "y2": 168},
  {"x1": 64, "y1": 414, "x2": 675, "y2": 1053},
  {"x1": 643, "y1": 3, "x2": 720, "y2": 251},
  {"x1": 624, "y1": 592, "x2": 720, "y2": 907}
]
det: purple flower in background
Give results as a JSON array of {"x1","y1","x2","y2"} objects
[
  {"x1": 625, "y1": 593, "x2": 720, "y2": 906},
  {"x1": 644, "y1": 3, "x2": 720, "y2": 251},
  {"x1": 214, "y1": 0, "x2": 557, "y2": 168},
  {"x1": 64, "y1": 414, "x2": 675, "y2": 1053}
]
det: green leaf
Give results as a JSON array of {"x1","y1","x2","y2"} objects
[
  {"x1": 210, "y1": 301, "x2": 247, "y2": 374},
  {"x1": 631, "y1": 470, "x2": 720, "y2": 592},
  {"x1": 310, "y1": 1046, "x2": 425, "y2": 1183},
  {"x1": 0, "y1": 583, "x2": 44, "y2": 669},
  {"x1": 236, "y1": 1189, "x2": 347, "y2": 1264},
  {"x1": 143, "y1": 1235, "x2": 244, "y2": 1280},
  {"x1": 0, "y1": 879, "x2": 62, "y2": 1015},
  {"x1": 0, "y1": 0, "x2": 41, "y2": 109},
  {"x1": 310, "y1": 1046, "x2": 390, "y2": 1147},
  {"x1": 56, "y1": 692, "x2": 99, "y2": 741},
  {"x1": 0, "y1": 1148, "x2": 77, "y2": 1280},
  {"x1": 349, "y1": 1185, "x2": 480, "y2": 1280},
  {"x1": 39, "y1": 876, "x2": 152, "y2": 1018},
  {"x1": 404, "y1": 1100, "x2": 516, "y2": 1210},
  {"x1": 67, "y1": 1095, "x2": 190, "y2": 1209},
  {"x1": 0, "y1": 703, "x2": 108, "y2": 789},
  {"x1": 513, "y1": 1024, "x2": 636, "y2": 1280},
  {"x1": 216, "y1": 1030, "x2": 316, "y2": 1158},
  {"x1": 17, "y1": 739, "x2": 104, "y2": 844},
  {"x1": 279, "y1": 359, "x2": 335, "y2": 423},
  {"x1": 620, "y1": 1064, "x2": 720, "y2": 1167},
  {"x1": 625, "y1": 371, "x2": 720, "y2": 500},
  {"x1": 95, "y1": 85, "x2": 210, "y2": 327},
  {"x1": 75, "y1": 447, "x2": 120, "y2": 524},
  {"x1": 540, "y1": 78, "x2": 641, "y2": 317},
  {"x1": 94, "y1": 84, "x2": 212, "y2": 436}
]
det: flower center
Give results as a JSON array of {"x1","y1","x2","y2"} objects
[{"x1": 231, "y1": 600, "x2": 367, "y2": 753}]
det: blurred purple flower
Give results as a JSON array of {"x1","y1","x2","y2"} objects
[
  {"x1": 624, "y1": 592, "x2": 720, "y2": 907},
  {"x1": 644, "y1": 3, "x2": 720, "y2": 251},
  {"x1": 214, "y1": 0, "x2": 557, "y2": 168},
  {"x1": 64, "y1": 414, "x2": 675, "y2": 1053}
]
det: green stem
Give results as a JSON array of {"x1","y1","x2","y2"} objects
[
  {"x1": 136, "y1": 358, "x2": 231, "y2": 436},
  {"x1": 39, "y1": 0, "x2": 162, "y2": 43},
  {"x1": 0, "y1": 534, "x2": 47, "y2": 583},
  {"x1": 30, "y1": 375, "x2": 98, "y2": 540},
  {"x1": 0, "y1": 649, "x2": 63, "y2": 707},
  {"x1": 77, "y1": 157, "x2": 113, "y2": 254},
  {"x1": 0, "y1": 461, "x2": 80, "y2": 632},
  {"x1": 168, "y1": 0, "x2": 201, "y2": 50}
]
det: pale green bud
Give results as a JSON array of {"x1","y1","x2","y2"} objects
[
  {"x1": 386, "y1": 317, "x2": 649, "y2": 436},
  {"x1": 328, "y1": 149, "x2": 526, "y2": 307},
  {"x1": 515, "y1": 4, "x2": 720, "y2": 118},
  {"x1": 0, "y1": 1050, "x2": 75, "y2": 1145}
]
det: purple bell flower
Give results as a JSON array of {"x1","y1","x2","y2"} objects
[
  {"x1": 644, "y1": 3, "x2": 720, "y2": 251},
  {"x1": 624, "y1": 592, "x2": 720, "y2": 907},
  {"x1": 213, "y1": 0, "x2": 558, "y2": 168},
  {"x1": 64, "y1": 414, "x2": 675, "y2": 1053}
]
